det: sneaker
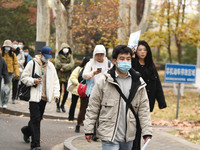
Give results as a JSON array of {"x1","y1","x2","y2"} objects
[
  {"x1": 75, "y1": 125, "x2": 80, "y2": 133},
  {"x1": 21, "y1": 127, "x2": 30, "y2": 143},
  {"x1": 56, "y1": 107, "x2": 60, "y2": 113},
  {"x1": 61, "y1": 106, "x2": 66, "y2": 113},
  {"x1": 12, "y1": 100, "x2": 15, "y2": 104},
  {"x1": 3, "y1": 104, "x2": 7, "y2": 108}
]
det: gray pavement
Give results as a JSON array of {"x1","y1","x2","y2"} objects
[{"x1": 0, "y1": 97, "x2": 200, "y2": 150}]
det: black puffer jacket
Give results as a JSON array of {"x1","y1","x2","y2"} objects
[
  {"x1": 132, "y1": 58, "x2": 167, "y2": 112},
  {"x1": 0, "y1": 56, "x2": 9, "y2": 85}
]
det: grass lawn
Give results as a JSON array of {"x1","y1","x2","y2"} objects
[{"x1": 151, "y1": 89, "x2": 200, "y2": 146}]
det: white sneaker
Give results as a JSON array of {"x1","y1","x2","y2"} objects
[{"x1": 3, "y1": 104, "x2": 7, "y2": 108}]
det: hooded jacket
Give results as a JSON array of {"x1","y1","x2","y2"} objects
[
  {"x1": 55, "y1": 43, "x2": 74, "y2": 82},
  {"x1": 21, "y1": 55, "x2": 60, "y2": 102},
  {"x1": 84, "y1": 67, "x2": 152, "y2": 142}
]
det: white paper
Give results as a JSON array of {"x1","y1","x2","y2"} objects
[
  {"x1": 127, "y1": 30, "x2": 141, "y2": 52},
  {"x1": 2, "y1": 85, "x2": 10, "y2": 94},
  {"x1": 141, "y1": 139, "x2": 151, "y2": 150}
]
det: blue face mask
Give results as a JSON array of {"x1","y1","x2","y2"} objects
[
  {"x1": 117, "y1": 61, "x2": 132, "y2": 73},
  {"x1": 5, "y1": 47, "x2": 11, "y2": 51},
  {"x1": 41, "y1": 56, "x2": 49, "y2": 63},
  {"x1": 24, "y1": 52, "x2": 28, "y2": 56}
]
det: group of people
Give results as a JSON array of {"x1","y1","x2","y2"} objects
[
  {"x1": 0, "y1": 39, "x2": 167, "y2": 150},
  {"x1": 0, "y1": 39, "x2": 32, "y2": 108}
]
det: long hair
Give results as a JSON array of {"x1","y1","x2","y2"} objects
[
  {"x1": 2, "y1": 47, "x2": 14, "y2": 58},
  {"x1": 136, "y1": 40, "x2": 155, "y2": 68},
  {"x1": 80, "y1": 56, "x2": 90, "y2": 67}
]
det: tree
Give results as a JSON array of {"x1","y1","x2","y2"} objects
[
  {"x1": 52, "y1": 0, "x2": 67, "y2": 54},
  {"x1": 72, "y1": 0, "x2": 121, "y2": 54},
  {"x1": 36, "y1": 0, "x2": 50, "y2": 45},
  {"x1": 197, "y1": 0, "x2": 200, "y2": 68},
  {"x1": 60, "y1": 0, "x2": 74, "y2": 47},
  {"x1": 118, "y1": 0, "x2": 151, "y2": 44}
]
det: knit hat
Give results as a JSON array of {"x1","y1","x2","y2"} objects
[
  {"x1": 41, "y1": 46, "x2": 52, "y2": 58},
  {"x1": 3, "y1": 40, "x2": 13, "y2": 48}
]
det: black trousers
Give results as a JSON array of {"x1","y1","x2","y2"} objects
[
  {"x1": 22, "y1": 100, "x2": 47, "y2": 148},
  {"x1": 68, "y1": 94, "x2": 79, "y2": 120},
  {"x1": 57, "y1": 81, "x2": 68, "y2": 108},
  {"x1": 12, "y1": 79, "x2": 19, "y2": 100}
]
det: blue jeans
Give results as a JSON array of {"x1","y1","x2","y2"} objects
[
  {"x1": 102, "y1": 140, "x2": 133, "y2": 150},
  {"x1": 0, "y1": 73, "x2": 13, "y2": 106}
]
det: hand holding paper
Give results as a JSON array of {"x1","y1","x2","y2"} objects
[{"x1": 127, "y1": 30, "x2": 141, "y2": 52}]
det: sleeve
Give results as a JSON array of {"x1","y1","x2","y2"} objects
[
  {"x1": 2, "y1": 59, "x2": 9, "y2": 84},
  {"x1": 62, "y1": 55, "x2": 74, "y2": 71},
  {"x1": 82, "y1": 61, "x2": 94, "y2": 80},
  {"x1": 70, "y1": 67, "x2": 80, "y2": 86},
  {"x1": 55, "y1": 56, "x2": 62, "y2": 70},
  {"x1": 155, "y1": 70, "x2": 167, "y2": 109},
  {"x1": 84, "y1": 80, "x2": 103, "y2": 134},
  {"x1": 18, "y1": 52, "x2": 25, "y2": 67},
  {"x1": 137, "y1": 87, "x2": 153, "y2": 137},
  {"x1": 20, "y1": 60, "x2": 35, "y2": 86},
  {"x1": 13, "y1": 54, "x2": 20, "y2": 77},
  {"x1": 53, "y1": 66, "x2": 60, "y2": 98}
]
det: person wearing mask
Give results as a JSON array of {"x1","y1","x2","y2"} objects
[
  {"x1": 131, "y1": 40, "x2": 167, "y2": 112},
  {"x1": 82, "y1": 45, "x2": 112, "y2": 140},
  {"x1": 0, "y1": 48, "x2": 9, "y2": 107},
  {"x1": 12, "y1": 39, "x2": 25, "y2": 104},
  {"x1": 23, "y1": 46, "x2": 32, "y2": 68},
  {"x1": 20, "y1": 46, "x2": 60, "y2": 150},
  {"x1": 55, "y1": 43, "x2": 74, "y2": 113},
  {"x1": 84, "y1": 45, "x2": 152, "y2": 150},
  {"x1": 1, "y1": 40, "x2": 19, "y2": 108},
  {"x1": 19, "y1": 40, "x2": 25, "y2": 50}
]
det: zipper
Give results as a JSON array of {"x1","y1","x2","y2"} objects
[{"x1": 111, "y1": 94, "x2": 121, "y2": 142}]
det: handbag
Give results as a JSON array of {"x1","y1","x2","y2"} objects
[
  {"x1": 77, "y1": 80, "x2": 87, "y2": 97},
  {"x1": 19, "y1": 60, "x2": 35, "y2": 101}
]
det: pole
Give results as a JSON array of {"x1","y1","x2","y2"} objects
[{"x1": 176, "y1": 83, "x2": 181, "y2": 119}]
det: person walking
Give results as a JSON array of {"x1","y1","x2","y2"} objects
[
  {"x1": 23, "y1": 46, "x2": 32, "y2": 68},
  {"x1": 67, "y1": 56, "x2": 90, "y2": 121},
  {"x1": 82, "y1": 45, "x2": 111, "y2": 139},
  {"x1": 0, "y1": 49, "x2": 9, "y2": 107},
  {"x1": 84, "y1": 45, "x2": 152, "y2": 150},
  {"x1": 20, "y1": 46, "x2": 60, "y2": 150},
  {"x1": 1, "y1": 40, "x2": 19, "y2": 108},
  {"x1": 55, "y1": 43, "x2": 74, "y2": 113},
  {"x1": 12, "y1": 39, "x2": 25, "y2": 103},
  {"x1": 131, "y1": 40, "x2": 167, "y2": 112}
]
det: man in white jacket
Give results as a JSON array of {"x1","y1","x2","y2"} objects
[{"x1": 20, "y1": 46, "x2": 60, "y2": 150}]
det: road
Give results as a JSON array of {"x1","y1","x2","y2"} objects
[{"x1": 0, "y1": 113, "x2": 82, "y2": 150}]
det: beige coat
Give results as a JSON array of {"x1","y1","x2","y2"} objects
[
  {"x1": 67, "y1": 66, "x2": 82, "y2": 95},
  {"x1": 84, "y1": 70, "x2": 152, "y2": 142},
  {"x1": 21, "y1": 59, "x2": 60, "y2": 103}
]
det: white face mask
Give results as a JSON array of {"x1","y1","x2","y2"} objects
[
  {"x1": 13, "y1": 44, "x2": 18, "y2": 49},
  {"x1": 63, "y1": 48, "x2": 69, "y2": 54}
]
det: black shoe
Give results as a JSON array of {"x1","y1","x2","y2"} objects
[
  {"x1": 61, "y1": 106, "x2": 66, "y2": 113},
  {"x1": 56, "y1": 107, "x2": 60, "y2": 113},
  {"x1": 30, "y1": 147, "x2": 41, "y2": 150},
  {"x1": 21, "y1": 127, "x2": 30, "y2": 143},
  {"x1": 75, "y1": 125, "x2": 80, "y2": 133}
]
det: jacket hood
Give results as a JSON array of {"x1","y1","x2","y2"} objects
[
  {"x1": 59, "y1": 43, "x2": 72, "y2": 53},
  {"x1": 93, "y1": 45, "x2": 106, "y2": 58}
]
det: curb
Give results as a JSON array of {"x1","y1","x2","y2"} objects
[{"x1": 64, "y1": 135, "x2": 84, "y2": 150}]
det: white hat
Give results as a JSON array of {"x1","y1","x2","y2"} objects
[{"x1": 93, "y1": 45, "x2": 106, "y2": 58}]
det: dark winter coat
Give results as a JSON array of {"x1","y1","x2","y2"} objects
[
  {"x1": 0, "y1": 56, "x2": 9, "y2": 86},
  {"x1": 132, "y1": 58, "x2": 167, "y2": 112}
]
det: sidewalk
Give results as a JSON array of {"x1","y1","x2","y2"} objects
[{"x1": 1, "y1": 99, "x2": 200, "y2": 150}]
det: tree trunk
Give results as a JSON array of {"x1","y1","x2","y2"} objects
[
  {"x1": 60, "y1": 0, "x2": 74, "y2": 47},
  {"x1": 118, "y1": 0, "x2": 151, "y2": 44},
  {"x1": 167, "y1": 0, "x2": 172, "y2": 63},
  {"x1": 197, "y1": 0, "x2": 200, "y2": 68},
  {"x1": 52, "y1": 0, "x2": 67, "y2": 55},
  {"x1": 36, "y1": 0, "x2": 50, "y2": 46}
]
